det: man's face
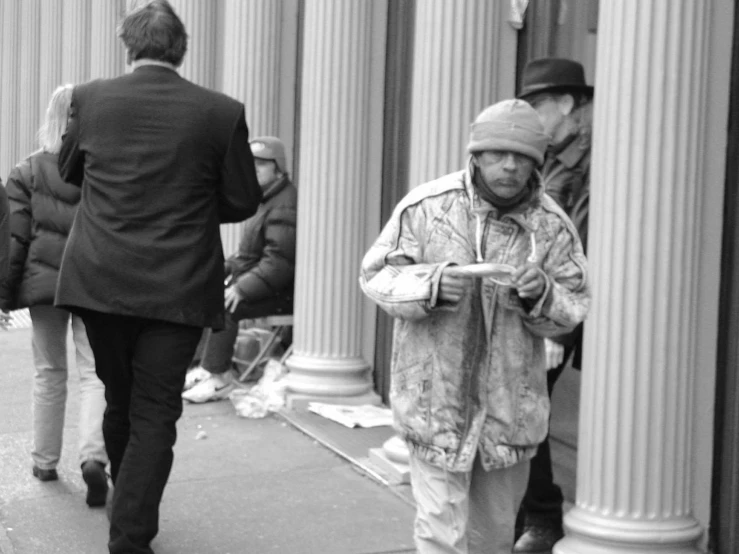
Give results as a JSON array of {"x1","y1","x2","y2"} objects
[
  {"x1": 527, "y1": 93, "x2": 569, "y2": 141},
  {"x1": 254, "y1": 158, "x2": 280, "y2": 188},
  {"x1": 474, "y1": 150, "x2": 535, "y2": 199}
]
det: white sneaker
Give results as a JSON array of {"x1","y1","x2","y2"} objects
[
  {"x1": 184, "y1": 367, "x2": 211, "y2": 391},
  {"x1": 182, "y1": 371, "x2": 237, "y2": 403}
]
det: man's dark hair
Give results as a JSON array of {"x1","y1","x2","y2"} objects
[{"x1": 118, "y1": 0, "x2": 188, "y2": 67}]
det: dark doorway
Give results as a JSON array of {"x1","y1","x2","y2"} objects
[{"x1": 712, "y1": 4, "x2": 739, "y2": 552}]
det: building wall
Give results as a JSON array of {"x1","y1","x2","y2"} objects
[{"x1": 0, "y1": 0, "x2": 299, "y2": 257}]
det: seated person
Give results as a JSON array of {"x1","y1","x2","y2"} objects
[{"x1": 183, "y1": 136, "x2": 297, "y2": 403}]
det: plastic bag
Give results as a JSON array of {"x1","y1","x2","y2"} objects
[{"x1": 229, "y1": 359, "x2": 288, "y2": 418}]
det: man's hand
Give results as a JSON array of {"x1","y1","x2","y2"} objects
[
  {"x1": 512, "y1": 264, "x2": 547, "y2": 301},
  {"x1": 439, "y1": 267, "x2": 473, "y2": 304},
  {"x1": 224, "y1": 285, "x2": 244, "y2": 313},
  {"x1": 544, "y1": 338, "x2": 565, "y2": 370}
]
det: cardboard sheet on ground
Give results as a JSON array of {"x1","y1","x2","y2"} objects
[{"x1": 308, "y1": 402, "x2": 394, "y2": 428}]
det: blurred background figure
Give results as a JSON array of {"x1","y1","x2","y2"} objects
[
  {"x1": 513, "y1": 57, "x2": 593, "y2": 554},
  {"x1": 0, "y1": 84, "x2": 109, "y2": 508}
]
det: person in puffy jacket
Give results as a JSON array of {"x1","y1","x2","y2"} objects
[
  {"x1": 0, "y1": 84, "x2": 108, "y2": 507},
  {"x1": 182, "y1": 136, "x2": 296, "y2": 403},
  {"x1": 359, "y1": 99, "x2": 590, "y2": 554}
]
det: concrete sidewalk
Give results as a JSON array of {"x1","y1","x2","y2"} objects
[{"x1": 0, "y1": 327, "x2": 415, "y2": 554}]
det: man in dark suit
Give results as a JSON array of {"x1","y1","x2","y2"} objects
[{"x1": 56, "y1": 2, "x2": 261, "y2": 552}]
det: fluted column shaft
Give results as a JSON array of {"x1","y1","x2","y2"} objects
[
  {"x1": 219, "y1": 0, "x2": 284, "y2": 257},
  {"x1": 169, "y1": 0, "x2": 216, "y2": 88},
  {"x1": 407, "y1": 0, "x2": 516, "y2": 188},
  {"x1": 0, "y1": 0, "x2": 22, "y2": 179},
  {"x1": 61, "y1": 0, "x2": 91, "y2": 85},
  {"x1": 18, "y1": 0, "x2": 41, "y2": 156},
  {"x1": 90, "y1": 0, "x2": 125, "y2": 80},
  {"x1": 556, "y1": 2, "x2": 708, "y2": 552},
  {"x1": 284, "y1": 0, "x2": 386, "y2": 404}
]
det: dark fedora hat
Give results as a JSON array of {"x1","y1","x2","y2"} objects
[{"x1": 518, "y1": 58, "x2": 594, "y2": 100}]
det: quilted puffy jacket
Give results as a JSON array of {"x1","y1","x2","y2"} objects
[
  {"x1": 225, "y1": 175, "x2": 297, "y2": 303},
  {"x1": 0, "y1": 150, "x2": 80, "y2": 310},
  {"x1": 359, "y1": 164, "x2": 590, "y2": 472}
]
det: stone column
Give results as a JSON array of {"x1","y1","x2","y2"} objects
[
  {"x1": 61, "y1": 0, "x2": 91, "y2": 85},
  {"x1": 407, "y1": 0, "x2": 517, "y2": 189},
  {"x1": 38, "y1": 0, "x2": 63, "y2": 109},
  {"x1": 90, "y1": 0, "x2": 126, "y2": 79},
  {"x1": 18, "y1": 0, "x2": 41, "y2": 158},
  {"x1": 283, "y1": 0, "x2": 387, "y2": 407},
  {"x1": 219, "y1": 0, "x2": 284, "y2": 257},
  {"x1": 0, "y1": 0, "x2": 22, "y2": 178},
  {"x1": 169, "y1": 0, "x2": 217, "y2": 88},
  {"x1": 555, "y1": 2, "x2": 708, "y2": 553}
]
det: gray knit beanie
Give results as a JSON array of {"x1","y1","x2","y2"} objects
[
  {"x1": 250, "y1": 136, "x2": 288, "y2": 174},
  {"x1": 467, "y1": 99, "x2": 549, "y2": 165}
]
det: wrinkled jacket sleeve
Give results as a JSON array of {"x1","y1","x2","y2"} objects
[
  {"x1": 0, "y1": 163, "x2": 32, "y2": 310},
  {"x1": 235, "y1": 203, "x2": 296, "y2": 302},
  {"x1": 218, "y1": 107, "x2": 262, "y2": 223},
  {"x1": 0, "y1": 181, "x2": 9, "y2": 287},
  {"x1": 509, "y1": 217, "x2": 590, "y2": 338},
  {"x1": 359, "y1": 201, "x2": 448, "y2": 321}
]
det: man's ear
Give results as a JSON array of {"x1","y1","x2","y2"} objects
[{"x1": 557, "y1": 93, "x2": 576, "y2": 116}]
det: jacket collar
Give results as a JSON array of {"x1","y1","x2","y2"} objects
[{"x1": 261, "y1": 175, "x2": 291, "y2": 203}]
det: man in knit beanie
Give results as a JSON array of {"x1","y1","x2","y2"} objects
[{"x1": 359, "y1": 98, "x2": 589, "y2": 553}]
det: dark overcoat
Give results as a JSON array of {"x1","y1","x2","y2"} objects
[
  {"x1": 56, "y1": 65, "x2": 261, "y2": 329},
  {"x1": 0, "y1": 180, "x2": 9, "y2": 286}
]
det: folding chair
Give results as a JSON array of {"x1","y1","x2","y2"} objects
[{"x1": 233, "y1": 315, "x2": 293, "y2": 383}]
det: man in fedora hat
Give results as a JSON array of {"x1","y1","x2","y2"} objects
[{"x1": 513, "y1": 58, "x2": 594, "y2": 553}]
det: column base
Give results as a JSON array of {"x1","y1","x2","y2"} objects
[
  {"x1": 554, "y1": 507, "x2": 703, "y2": 554},
  {"x1": 369, "y1": 447, "x2": 410, "y2": 484},
  {"x1": 286, "y1": 389, "x2": 381, "y2": 410},
  {"x1": 284, "y1": 353, "x2": 376, "y2": 398}
]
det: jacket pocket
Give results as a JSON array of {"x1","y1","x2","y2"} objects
[{"x1": 391, "y1": 354, "x2": 435, "y2": 442}]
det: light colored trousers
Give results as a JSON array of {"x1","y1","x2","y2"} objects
[
  {"x1": 409, "y1": 451, "x2": 530, "y2": 554},
  {"x1": 30, "y1": 305, "x2": 107, "y2": 470}
]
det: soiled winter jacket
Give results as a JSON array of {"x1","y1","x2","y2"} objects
[
  {"x1": 0, "y1": 151, "x2": 79, "y2": 310},
  {"x1": 359, "y1": 165, "x2": 589, "y2": 472},
  {"x1": 225, "y1": 175, "x2": 297, "y2": 303}
]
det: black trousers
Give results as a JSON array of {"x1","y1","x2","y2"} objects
[
  {"x1": 80, "y1": 309, "x2": 202, "y2": 554},
  {"x1": 517, "y1": 343, "x2": 576, "y2": 530},
  {"x1": 198, "y1": 294, "x2": 293, "y2": 374}
]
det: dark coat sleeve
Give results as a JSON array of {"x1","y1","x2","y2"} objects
[
  {"x1": 0, "y1": 162, "x2": 32, "y2": 310},
  {"x1": 218, "y1": 107, "x2": 262, "y2": 223},
  {"x1": 0, "y1": 180, "x2": 9, "y2": 288},
  {"x1": 234, "y1": 201, "x2": 297, "y2": 302},
  {"x1": 58, "y1": 93, "x2": 84, "y2": 186}
]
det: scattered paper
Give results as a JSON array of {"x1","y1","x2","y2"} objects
[{"x1": 307, "y1": 403, "x2": 393, "y2": 429}]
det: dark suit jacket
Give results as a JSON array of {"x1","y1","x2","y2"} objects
[
  {"x1": 0, "y1": 180, "x2": 9, "y2": 286},
  {"x1": 56, "y1": 64, "x2": 261, "y2": 329}
]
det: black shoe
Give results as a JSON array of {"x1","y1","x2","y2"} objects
[
  {"x1": 513, "y1": 525, "x2": 564, "y2": 553},
  {"x1": 81, "y1": 460, "x2": 109, "y2": 508},
  {"x1": 32, "y1": 466, "x2": 58, "y2": 482}
]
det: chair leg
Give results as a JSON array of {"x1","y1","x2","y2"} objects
[{"x1": 236, "y1": 328, "x2": 283, "y2": 383}]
